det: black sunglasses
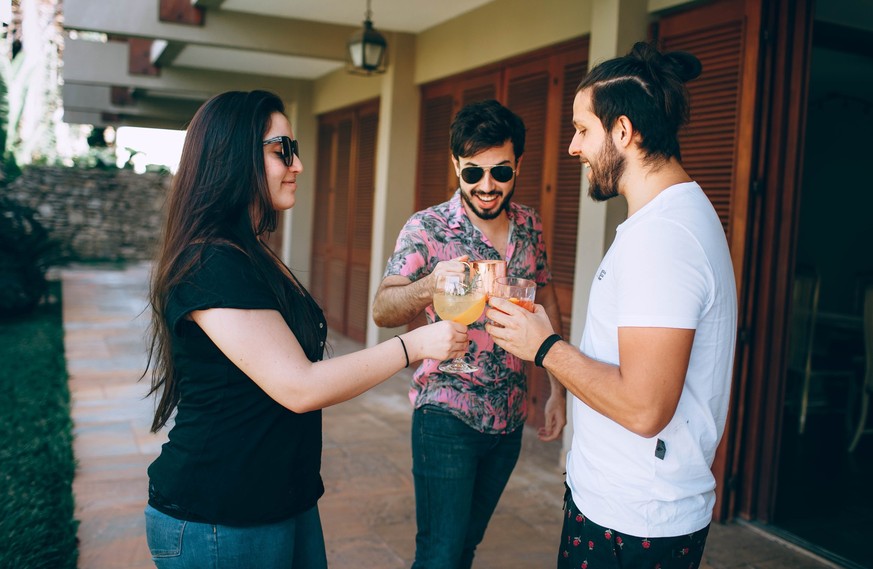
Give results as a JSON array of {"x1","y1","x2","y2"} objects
[
  {"x1": 263, "y1": 136, "x2": 299, "y2": 167},
  {"x1": 460, "y1": 164, "x2": 516, "y2": 184}
]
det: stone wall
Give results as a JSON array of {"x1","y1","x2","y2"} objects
[{"x1": 7, "y1": 166, "x2": 170, "y2": 262}]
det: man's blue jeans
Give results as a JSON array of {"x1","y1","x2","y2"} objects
[
  {"x1": 144, "y1": 503, "x2": 327, "y2": 569},
  {"x1": 411, "y1": 405, "x2": 523, "y2": 569}
]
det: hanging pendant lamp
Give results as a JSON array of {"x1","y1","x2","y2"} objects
[{"x1": 347, "y1": 0, "x2": 387, "y2": 75}]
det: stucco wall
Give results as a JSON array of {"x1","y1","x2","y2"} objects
[{"x1": 7, "y1": 166, "x2": 170, "y2": 262}]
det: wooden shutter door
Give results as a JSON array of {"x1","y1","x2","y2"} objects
[
  {"x1": 312, "y1": 103, "x2": 380, "y2": 340},
  {"x1": 657, "y1": 0, "x2": 759, "y2": 520},
  {"x1": 417, "y1": 87, "x2": 455, "y2": 212},
  {"x1": 460, "y1": 72, "x2": 499, "y2": 107},
  {"x1": 346, "y1": 106, "x2": 379, "y2": 342},
  {"x1": 659, "y1": 0, "x2": 747, "y2": 237},
  {"x1": 310, "y1": 121, "x2": 335, "y2": 309},
  {"x1": 505, "y1": 61, "x2": 550, "y2": 212},
  {"x1": 324, "y1": 117, "x2": 353, "y2": 331},
  {"x1": 552, "y1": 54, "x2": 587, "y2": 341},
  {"x1": 411, "y1": 40, "x2": 587, "y2": 428},
  {"x1": 503, "y1": 59, "x2": 552, "y2": 427}
]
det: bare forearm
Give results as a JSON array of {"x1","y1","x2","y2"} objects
[
  {"x1": 193, "y1": 308, "x2": 466, "y2": 415},
  {"x1": 539, "y1": 284, "x2": 566, "y2": 397},
  {"x1": 487, "y1": 299, "x2": 689, "y2": 438},
  {"x1": 296, "y1": 325, "x2": 462, "y2": 412},
  {"x1": 372, "y1": 276, "x2": 433, "y2": 327},
  {"x1": 542, "y1": 343, "x2": 628, "y2": 420},
  {"x1": 541, "y1": 342, "x2": 667, "y2": 438},
  {"x1": 297, "y1": 337, "x2": 409, "y2": 411}
]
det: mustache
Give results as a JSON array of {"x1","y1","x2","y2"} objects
[{"x1": 471, "y1": 190, "x2": 502, "y2": 197}]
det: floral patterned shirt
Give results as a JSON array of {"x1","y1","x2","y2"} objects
[{"x1": 383, "y1": 190, "x2": 552, "y2": 434}]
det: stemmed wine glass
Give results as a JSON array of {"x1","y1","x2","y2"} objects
[{"x1": 433, "y1": 272, "x2": 486, "y2": 373}]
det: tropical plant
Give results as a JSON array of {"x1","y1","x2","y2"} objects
[{"x1": 0, "y1": 195, "x2": 59, "y2": 318}]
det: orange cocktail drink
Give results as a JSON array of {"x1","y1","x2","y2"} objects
[
  {"x1": 492, "y1": 277, "x2": 536, "y2": 313},
  {"x1": 434, "y1": 291, "x2": 487, "y2": 325}
]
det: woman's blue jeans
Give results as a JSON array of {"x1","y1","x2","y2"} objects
[
  {"x1": 144, "y1": 504, "x2": 327, "y2": 569},
  {"x1": 411, "y1": 405, "x2": 523, "y2": 569}
]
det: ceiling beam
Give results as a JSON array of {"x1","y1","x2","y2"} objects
[
  {"x1": 64, "y1": 38, "x2": 306, "y2": 99},
  {"x1": 151, "y1": 39, "x2": 185, "y2": 68},
  {"x1": 64, "y1": 0, "x2": 356, "y2": 62},
  {"x1": 192, "y1": 0, "x2": 226, "y2": 8},
  {"x1": 63, "y1": 83, "x2": 204, "y2": 123}
]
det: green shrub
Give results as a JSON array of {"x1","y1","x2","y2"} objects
[{"x1": 0, "y1": 196, "x2": 59, "y2": 318}]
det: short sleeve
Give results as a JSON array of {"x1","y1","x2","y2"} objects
[
  {"x1": 382, "y1": 215, "x2": 433, "y2": 281},
  {"x1": 166, "y1": 245, "x2": 280, "y2": 335},
  {"x1": 531, "y1": 212, "x2": 551, "y2": 287},
  {"x1": 614, "y1": 220, "x2": 711, "y2": 329}
]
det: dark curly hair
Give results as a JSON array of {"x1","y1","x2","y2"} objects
[{"x1": 450, "y1": 99, "x2": 526, "y2": 160}]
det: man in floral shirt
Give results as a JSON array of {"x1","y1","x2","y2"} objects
[{"x1": 373, "y1": 99, "x2": 565, "y2": 568}]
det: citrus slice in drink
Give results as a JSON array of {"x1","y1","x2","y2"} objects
[{"x1": 434, "y1": 292, "x2": 487, "y2": 325}]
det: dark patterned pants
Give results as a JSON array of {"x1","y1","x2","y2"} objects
[{"x1": 557, "y1": 487, "x2": 710, "y2": 569}]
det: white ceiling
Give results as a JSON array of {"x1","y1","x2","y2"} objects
[
  {"x1": 166, "y1": 1, "x2": 500, "y2": 81},
  {"x1": 220, "y1": 0, "x2": 497, "y2": 34},
  {"x1": 173, "y1": 45, "x2": 345, "y2": 79}
]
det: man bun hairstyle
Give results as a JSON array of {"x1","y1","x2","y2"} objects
[{"x1": 578, "y1": 41, "x2": 702, "y2": 163}]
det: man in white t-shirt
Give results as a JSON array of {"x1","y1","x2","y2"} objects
[{"x1": 486, "y1": 41, "x2": 737, "y2": 569}]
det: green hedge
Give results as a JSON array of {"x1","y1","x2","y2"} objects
[{"x1": 0, "y1": 281, "x2": 78, "y2": 568}]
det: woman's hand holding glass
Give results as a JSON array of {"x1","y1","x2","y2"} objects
[{"x1": 405, "y1": 320, "x2": 469, "y2": 365}]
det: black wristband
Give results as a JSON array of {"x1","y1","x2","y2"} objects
[
  {"x1": 395, "y1": 335, "x2": 410, "y2": 368},
  {"x1": 534, "y1": 333, "x2": 562, "y2": 368}
]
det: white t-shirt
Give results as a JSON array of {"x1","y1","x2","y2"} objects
[{"x1": 567, "y1": 181, "x2": 737, "y2": 538}]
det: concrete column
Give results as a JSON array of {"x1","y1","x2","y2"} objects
[
  {"x1": 366, "y1": 32, "x2": 420, "y2": 347},
  {"x1": 282, "y1": 82, "x2": 316, "y2": 288},
  {"x1": 563, "y1": 0, "x2": 648, "y2": 456}
]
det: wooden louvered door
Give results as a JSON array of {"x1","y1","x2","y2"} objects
[
  {"x1": 656, "y1": 0, "x2": 760, "y2": 521},
  {"x1": 346, "y1": 108, "x2": 378, "y2": 341},
  {"x1": 417, "y1": 86, "x2": 455, "y2": 213},
  {"x1": 552, "y1": 54, "x2": 588, "y2": 341},
  {"x1": 503, "y1": 43, "x2": 588, "y2": 428},
  {"x1": 411, "y1": 72, "x2": 501, "y2": 329},
  {"x1": 310, "y1": 121, "x2": 335, "y2": 314},
  {"x1": 415, "y1": 39, "x2": 588, "y2": 429},
  {"x1": 417, "y1": 71, "x2": 501, "y2": 212},
  {"x1": 658, "y1": 0, "x2": 756, "y2": 282},
  {"x1": 505, "y1": 60, "x2": 549, "y2": 212},
  {"x1": 310, "y1": 100, "x2": 379, "y2": 342}
]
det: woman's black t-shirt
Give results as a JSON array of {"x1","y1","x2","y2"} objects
[{"x1": 147, "y1": 243, "x2": 327, "y2": 526}]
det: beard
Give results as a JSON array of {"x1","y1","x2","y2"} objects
[
  {"x1": 588, "y1": 136, "x2": 625, "y2": 202},
  {"x1": 460, "y1": 183, "x2": 516, "y2": 221}
]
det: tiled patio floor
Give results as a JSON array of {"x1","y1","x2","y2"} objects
[{"x1": 63, "y1": 263, "x2": 840, "y2": 568}]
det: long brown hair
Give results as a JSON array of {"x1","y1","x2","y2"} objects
[{"x1": 143, "y1": 90, "x2": 321, "y2": 432}]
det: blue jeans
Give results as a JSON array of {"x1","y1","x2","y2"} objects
[
  {"x1": 144, "y1": 504, "x2": 327, "y2": 569},
  {"x1": 411, "y1": 405, "x2": 523, "y2": 569}
]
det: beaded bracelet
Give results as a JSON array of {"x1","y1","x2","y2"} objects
[{"x1": 534, "y1": 333, "x2": 562, "y2": 368}]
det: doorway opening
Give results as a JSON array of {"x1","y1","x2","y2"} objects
[{"x1": 772, "y1": 4, "x2": 873, "y2": 566}]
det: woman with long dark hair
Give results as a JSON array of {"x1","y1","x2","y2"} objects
[{"x1": 142, "y1": 90, "x2": 467, "y2": 568}]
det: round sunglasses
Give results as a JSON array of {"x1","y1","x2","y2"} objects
[
  {"x1": 460, "y1": 164, "x2": 516, "y2": 184},
  {"x1": 263, "y1": 135, "x2": 299, "y2": 167}
]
